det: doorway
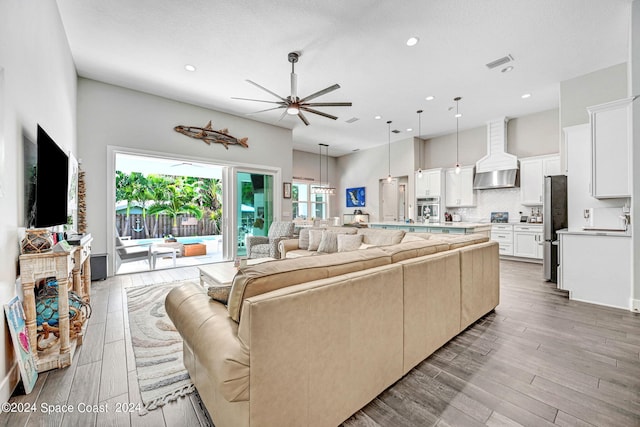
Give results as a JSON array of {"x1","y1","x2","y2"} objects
[
  {"x1": 380, "y1": 176, "x2": 409, "y2": 222},
  {"x1": 113, "y1": 153, "x2": 225, "y2": 274}
]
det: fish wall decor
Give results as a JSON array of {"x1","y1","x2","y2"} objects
[{"x1": 174, "y1": 120, "x2": 249, "y2": 149}]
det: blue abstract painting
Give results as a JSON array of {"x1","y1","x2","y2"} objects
[{"x1": 346, "y1": 187, "x2": 366, "y2": 207}]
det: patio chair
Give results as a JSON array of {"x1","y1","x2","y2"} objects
[
  {"x1": 115, "y1": 235, "x2": 152, "y2": 271},
  {"x1": 246, "y1": 221, "x2": 294, "y2": 259}
]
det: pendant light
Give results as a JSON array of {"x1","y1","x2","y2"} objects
[
  {"x1": 311, "y1": 143, "x2": 335, "y2": 195},
  {"x1": 454, "y1": 97, "x2": 462, "y2": 175},
  {"x1": 386, "y1": 120, "x2": 392, "y2": 183},
  {"x1": 417, "y1": 110, "x2": 423, "y2": 179}
]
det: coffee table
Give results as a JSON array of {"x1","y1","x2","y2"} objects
[{"x1": 198, "y1": 258, "x2": 274, "y2": 288}]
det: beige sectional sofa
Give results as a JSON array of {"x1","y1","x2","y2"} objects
[{"x1": 166, "y1": 231, "x2": 499, "y2": 427}]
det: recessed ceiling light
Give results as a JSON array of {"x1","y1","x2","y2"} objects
[
  {"x1": 425, "y1": 95, "x2": 435, "y2": 101},
  {"x1": 521, "y1": 93, "x2": 531, "y2": 99},
  {"x1": 184, "y1": 64, "x2": 196, "y2": 72},
  {"x1": 501, "y1": 66, "x2": 514, "y2": 73},
  {"x1": 406, "y1": 37, "x2": 419, "y2": 47},
  {"x1": 406, "y1": 128, "x2": 413, "y2": 132},
  {"x1": 374, "y1": 115, "x2": 382, "y2": 120}
]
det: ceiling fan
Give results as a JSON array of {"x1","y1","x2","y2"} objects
[{"x1": 232, "y1": 52, "x2": 352, "y2": 126}]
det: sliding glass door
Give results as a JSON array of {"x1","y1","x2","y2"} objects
[{"x1": 222, "y1": 167, "x2": 277, "y2": 259}]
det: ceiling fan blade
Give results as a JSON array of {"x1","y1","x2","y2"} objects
[
  {"x1": 299, "y1": 84, "x2": 341, "y2": 103},
  {"x1": 302, "y1": 102, "x2": 352, "y2": 107},
  {"x1": 300, "y1": 107, "x2": 338, "y2": 120},
  {"x1": 246, "y1": 79, "x2": 287, "y2": 102},
  {"x1": 247, "y1": 106, "x2": 286, "y2": 115},
  {"x1": 231, "y1": 97, "x2": 284, "y2": 105},
  {"x1": 298, "y1": 111, "x2": 310, "y2": 126},
  {"x1": 277, "y1": 109, "x2": 288, "y2": 122}
]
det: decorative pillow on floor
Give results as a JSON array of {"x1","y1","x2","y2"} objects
[
  {"x1": 337, "y1": 234, "x2": 364, "y2": 252},
  {"x1": 207, "y1": 285, "x2": 231, "y2": 304}
]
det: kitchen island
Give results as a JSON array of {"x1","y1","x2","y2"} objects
[{"x1": 368, "y1": 221, "x2": 491, "y2": 236}]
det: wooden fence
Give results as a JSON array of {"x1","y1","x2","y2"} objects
[{"x1": 116, "y1": 214, "x2": 221, "y2": 239}]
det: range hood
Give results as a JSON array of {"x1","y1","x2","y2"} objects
[{"x1": 473, "y1": 117, "x2": 519, "y2": 189}]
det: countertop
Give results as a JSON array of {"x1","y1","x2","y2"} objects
[
  {"x1": 557, "y1": 228, "x2": 632, "y2": 238},
  {"x1": 368, "y1": 221, "x2": 491, "y2": 229}
]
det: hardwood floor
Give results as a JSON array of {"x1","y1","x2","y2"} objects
[{"x1": 2, "y1": 260, "x2": 639, "y2": 427}]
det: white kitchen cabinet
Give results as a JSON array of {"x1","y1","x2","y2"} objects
[
  {"x1": 587, "y1": 97, "x2": 633, "y2": 198},
  {"x1": 513, "y1": 225, "x2": 543, "y2": 259},
  {"x1": 520, "y1": 154, "x2": 561, "y2": 206},
  {"x1": 415, "y1": 168, "x2": 443, "y2": 198},
  {"x1": 491, "y1": 224, "x2": 513, "y2": 256},
  {"x1": 445, "y1": 166, "x2": 476, "y2": 207}
]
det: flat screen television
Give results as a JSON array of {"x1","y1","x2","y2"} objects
[{"x1": 32, "y1": 125, "x2": 69, "y2": 228}]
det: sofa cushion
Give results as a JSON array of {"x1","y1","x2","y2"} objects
[
  {"x1": 380, "y1": 239, "x2": 451, "y2": 263},
  {"x1": 431, "y1": 233, "x2": 490, "y2": 249},
  {"x1": 337, "y1": 234, "x2": 364, "y2": 252},
  {"x1": 401, "y1": 234, "x2": 427, "y2": 243},
  {"x1": 299, "y1": 227, "x2": 323, "y2": 250},
  {"x1": 357, "y1": 228, "x2": 405, "y2": 246},
  {"x1": 227, "y1": 248, "x2": 391, "y2": 322}
]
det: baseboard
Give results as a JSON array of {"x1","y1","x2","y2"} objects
[
  {"x1": 0, "y1": 363, "x2": 20, "y2": 403},
  {"x1": 632, "y1": 299, "x2": 640, "y2": 313}
]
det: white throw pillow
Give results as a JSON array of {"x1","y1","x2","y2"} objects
[
  {"x1": 308, "y1": 229, "x2": 324, "y2": 251},
  {"x1": 318, "y1": 231, "x2": 340, "y2": 253},
  {"x1": 337, "y1": 234, "x2": 364, "y2": 252}
]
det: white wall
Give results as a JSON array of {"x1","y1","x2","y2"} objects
[
  {"x1": 423, "y1": 109, "x2": 560, "y2": 170},
  {"x1": 0, "y1": 1, "x2": 77, "y2": 403},
  {"x1": 630, "y1": 0, "x2": 640, "y2": 311},
  {"x1": 292, "y1": 149, "x2": 340, "y2": 218},
  {"x1": 337, "y1": 137, "x2": 416, "y2": 222},
  {"x1": 77, "y1": 78, "x2": 293, "y2": 268}
]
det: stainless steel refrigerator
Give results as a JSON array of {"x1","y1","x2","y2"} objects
[{"x1": 543, "y1": 175, "x2": 567, "y2": 282}]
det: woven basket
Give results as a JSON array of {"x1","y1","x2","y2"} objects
[{"x1": 21, "y1": 229, "x2": 54, "y2": 254}]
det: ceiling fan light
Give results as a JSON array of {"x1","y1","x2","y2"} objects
[{"x1": 286, "y1": 105, "x2": 299, "y2": 115}]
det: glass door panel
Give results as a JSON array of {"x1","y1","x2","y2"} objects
[{"x1": 234, "y1": 171, "x2": 274, "y2": 257}]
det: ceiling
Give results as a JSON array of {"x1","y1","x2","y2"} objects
[{"x1": 56, "y1": 0, "x2": 632, "y2": 156}]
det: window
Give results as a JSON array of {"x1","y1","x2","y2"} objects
[{"x1": 292, "y1": 182, "x2": 328, "y2": 220}]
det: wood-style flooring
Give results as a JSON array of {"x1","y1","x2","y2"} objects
[{"x1": 2, "y1": 260, "x2": 639, "y2": 427}]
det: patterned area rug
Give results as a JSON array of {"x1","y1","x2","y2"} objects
[{"x1": 126, "y1": 280, "x2": 197, "y2": 412}]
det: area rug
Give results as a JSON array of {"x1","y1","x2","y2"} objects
[{"x1": 126, "y1": 280, "x2": 197, "y2": 412}]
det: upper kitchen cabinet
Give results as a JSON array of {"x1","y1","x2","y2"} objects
[
  {"x1": 587, "y1": 97, "x2": 633, "y2": 199},
  {"x1": 415, "y1": 168, "x2": 444, "y2": 198},
  {"x1": 520, "y1": 154, "x2": 561, "y2": 205},
  {"x1": 445, "y1": 166, "x2": 476, "y2": 207}
]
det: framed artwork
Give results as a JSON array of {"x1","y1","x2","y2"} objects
[
  {"x1": 346, "y1": 187, "x2": 366, "y2": 207},
  {"x1": 4, "y1": 297, "x2": 38, "y2": 394},
  {"x1": 283, "y1": 182, "x2": 292, "y2": 199}
]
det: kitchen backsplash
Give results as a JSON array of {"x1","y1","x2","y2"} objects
[{"x1": 447, "y1": 188, "x2": 541, "y2": 223}]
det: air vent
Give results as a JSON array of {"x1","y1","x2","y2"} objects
[
  {"x1": 392, "y1": 129, "x2": 401, "y2": 134},
  {"x1": 345, "y1": 117, "x2": 359, "y2": 123},
  {"x1": 486, "y1": 54, "x2": 514, "y2": 70}
]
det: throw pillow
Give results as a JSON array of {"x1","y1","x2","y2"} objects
[
  {"x1": 337, "y1": 234, "x2": 364, "y2": 252},
  {"x1": 308, "y1": 229, "x2": 324, "y2": 251},
  {"x1": 298, "y1": 228, "x2": 311, "y2": 250},
  {"x1": 318, "y1": 231, "x2": 340, "y2": 253},
  {"x1": 207, "y1": 284, "x2": 232, "y2": 304}
]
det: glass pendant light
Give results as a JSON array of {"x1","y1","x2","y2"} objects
[
  {"x1": 387, "y1": 120, "x2": 392, "y2": 182},
  {"x1": 311, "y1": 143, "x2": 335, "y2": 195},
  {"x1": 454, "y1": 97, "x2": 462, "y2": 175},
  {"x1": 417, "y1": 110, "x2": 423, "y2": 178}
]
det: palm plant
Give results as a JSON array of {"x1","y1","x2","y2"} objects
[
  {"x1": 147, "y1": 177, "x2": 203, "y2": 236},
  {"x1": 115, "y1": 171, "x2": 135, "y2": 236}
]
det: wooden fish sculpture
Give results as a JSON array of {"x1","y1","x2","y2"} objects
[{"x1": 174, "y1": 120, "x2": 249, "y2": 149}]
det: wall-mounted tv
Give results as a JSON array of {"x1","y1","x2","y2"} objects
[{"x1": 31, "y1": 125, "x2": 69, "y2": 228}]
